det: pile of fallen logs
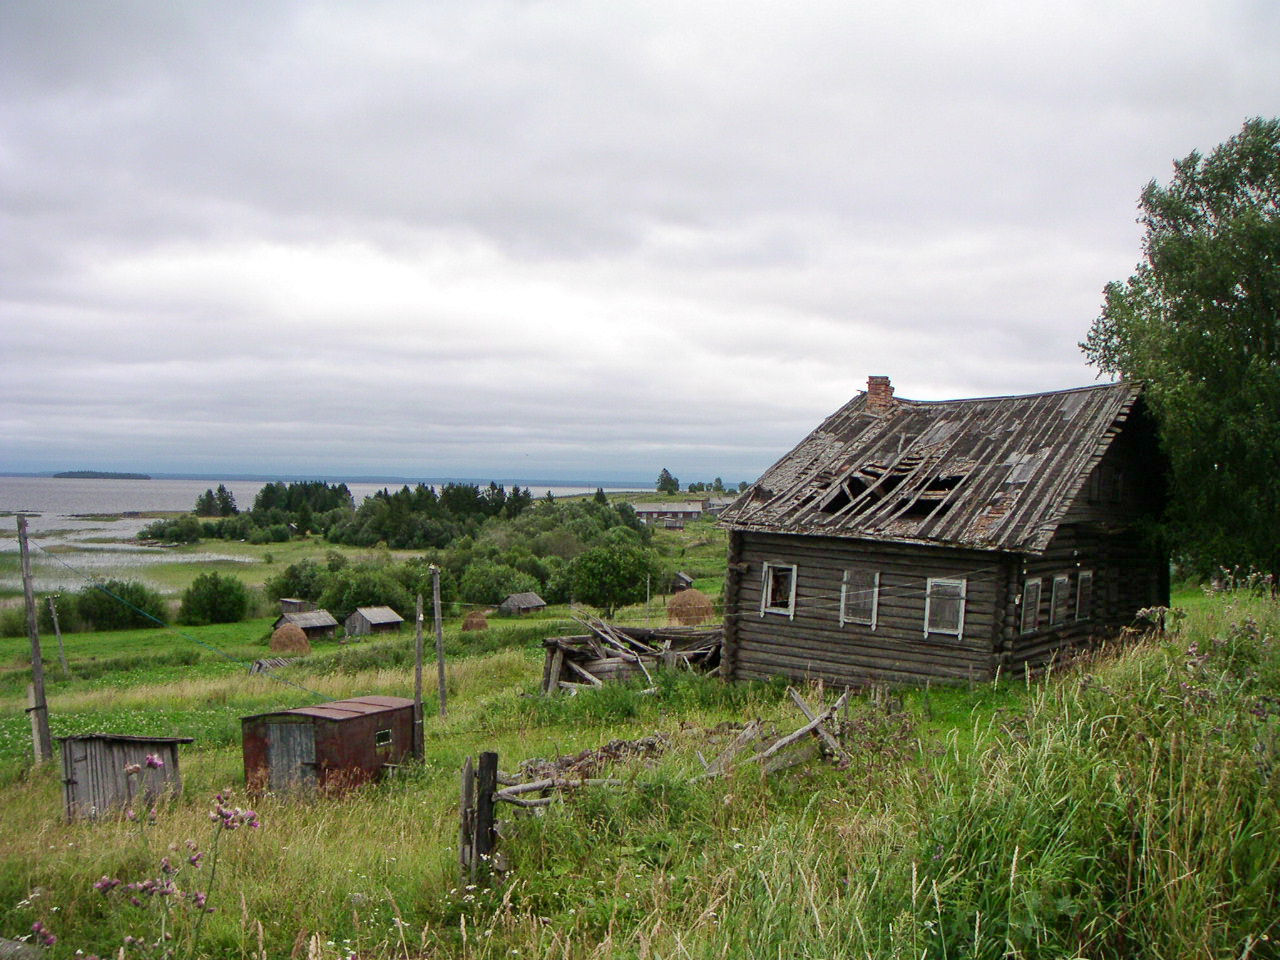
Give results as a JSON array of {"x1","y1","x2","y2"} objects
[{"x1": 541, "y1": 609, "x2": 721, "y2": 694}]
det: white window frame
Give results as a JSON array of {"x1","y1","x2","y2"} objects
[
  {"x1": 1075, "y1": 570, "x2": 1094, "y2": 621},
  {"x1": 924, "y1": 577, "x2": 966, "y2": 637},
  {"x1": 1050, "y1": 574, "x2": 1071, "y2": 625},
  {"x1": 760, "y1": 562, "x2": 798, "y2": 619},
  {"x1": 840, "y1": 569, "x2": 879, "y2": 628},
  {"x1": 1020, "y1": 578, "x2": 1041, "y2": 634}
]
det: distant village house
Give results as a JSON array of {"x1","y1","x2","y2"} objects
[
  {"x1": 499, "y1": 591, "x2": 547, "y2": 616},
  {"x1": 273, "y1": 609, "x2": 338, "y2": 641},
  {"x1": 344, "y1": 606, "x2": 405, "y2": 637}
]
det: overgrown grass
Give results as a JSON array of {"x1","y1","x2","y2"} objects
[{"x1": 1, "y1": 594, "x2": 1277, "y2": 958}]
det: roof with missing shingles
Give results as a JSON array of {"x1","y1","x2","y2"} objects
[{"x1": 718, "y1": 381, "x2": 1143, "y2": 555}]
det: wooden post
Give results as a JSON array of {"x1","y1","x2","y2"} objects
[
  {"x1": 432, "y1": 566, "x2": 447, "y2": 717},
  {"x1": 474, "y1": 751, "x2": 498, "y2": 871},
  {"x1": 48, "y1": 595, "x2": 69, "y2": 677},
  {"x1": 17, "y1": 517, "x2": 53, "y2": 763},
  {"x1": 459, "y1": 755, "x2": 474, "y2": 876},
  {"x1": 413, "y1": 593, "x2": 424, "y2": 760}
]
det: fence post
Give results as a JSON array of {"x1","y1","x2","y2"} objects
[
  {"x1": 459, "y1": 751, "x2": 499, "y2": 881},
  {"x1": 459, "y1": 755, "x2": 474, "y2": 877},
  {"x1": 474, "y1": 752, "x2": 498, "y2": 871}
]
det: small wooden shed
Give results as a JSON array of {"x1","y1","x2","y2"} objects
[
  {"x1": 344, "y1": 606, "x2": 405, "y2": 637},
  {"x1": 279, "y1": 598, "x2": 317, "y2": 614},
  {"x1": 242, "y1": 695, "x2": 415, "y2": 793},
  {"x1": 59, "y1": 734, "x2": 193, "y2": 821},
  {"x1": 273, "y1": 609, "x2": 338, "y2": 640},
  {"x1": 498, "y1": 591, "x2": 547, "y2": 615}
]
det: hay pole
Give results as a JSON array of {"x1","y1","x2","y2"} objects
[
  {"x1": 413, "y1": 593, "x2": 424, "y2": 760},
  {"x1": 432, "y1": 566, "x2": 447, "y2": 718}
]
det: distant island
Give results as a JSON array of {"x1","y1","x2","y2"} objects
[{"x1": 53, "y1": 471, "x2": 151, "y2": 480}]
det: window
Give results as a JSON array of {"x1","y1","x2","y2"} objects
[
  {"x1": 1050, "y1": 574, "x2": 1071, "y2": 625},
  {"x1": 925, "y1": 577, "x2": 966, "y2": 636},
  {"x1": 374, "y1": 729, "x2": 393, "y2": 748},
  {"x1": 841, "y1": 569, "x2": 879, "y2": 628},
  {"x1": 1075, "y1": 570, "x2": 1094, "y2": 621},
  {"x1": 1020, "y1": 578, "x2": 1041, "y2": 634},
  {"x1": 760, "y1": 562, "x2": 797, "y2": 618}
]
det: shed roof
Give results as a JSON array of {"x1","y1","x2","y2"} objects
[
  {"x1": 350, "y1": 606, "x2": 404, "y2": 624},
  {"x1": 243, "y1": 695, "x2": 414, "y2": 723},
  {"x1": 277, "y1": 610, "x2": 338, "y2": 629},
  {"x1": 501, "y1": 591, "x2": 546, "y2": 609},
  {"x1": 56, "y1": 742, "x2": 194, "y2": 747},
  {"x1": 719, "y1": 381, "x2": 1143, "y2": 555}
]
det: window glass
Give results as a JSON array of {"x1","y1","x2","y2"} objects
[
  {"x1": 925, "y1": 578, "x2": 966, "y2": 636},
  {"x1": 374, "y1": 729, "x2": 392, "y2": 747},
  {"x1": 1050, "y1": 575, "x2": 1071, "y2": 625},
  {"x1": 761, "y1": 563, "x2": 797, "y2": 617},
  {"x1": 1020, "y1": 579, "x2": 1041, "y2": 633},
  {"x1": 1076, "y1": 571, "x2": 1094, "y2": 621},
  {"x1": 842, "y1": 570, "x2": 879, "y2": 627}
]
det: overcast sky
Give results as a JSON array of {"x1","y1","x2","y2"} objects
[{"x1": 1, "y1": 1, "x2": 1276, "y2": 484}]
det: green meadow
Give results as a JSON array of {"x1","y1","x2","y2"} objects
[{"x1": 0, "y1": 582, "x2": 1276, "y2": 958}]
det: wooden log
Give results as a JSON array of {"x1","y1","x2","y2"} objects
[
  {"x1": 702, "y1": 719, "x2": 765, "y2": 778},
  {"x1": 567, "y1": 660, "x2": 604, "y2": 687},
  {"x1": 787, "y1": 687, "x2": 850, "y2": 763},
  {"x1": 544, "y1": 648, "x2": 565, "y2": 696},
  {"x1": 752, "y1": 691, "x2": 850, "y2": 765},
  {"x1": 495, "y1": 777, "x2": 623, "y2": 798}
]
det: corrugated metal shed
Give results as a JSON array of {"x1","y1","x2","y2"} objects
[
  {"x1": 59, "y1": 734, "x2": 193, "y2": 821},
  {"x1": 719, "y1": 382, "x2": 1141, "y2": 555},
  {"x1": 242, "y1": 696, "x2": 415, "y2": 793}
]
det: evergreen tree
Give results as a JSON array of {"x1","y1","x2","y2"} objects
[
  {"x1": 656, "y1": 468, "x2": 679, "y2": 494},
  {"x1": 214, "y1": 483, "x2": 238, "y2": 516}
]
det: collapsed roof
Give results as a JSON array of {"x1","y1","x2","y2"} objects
[{"x1": 718, "y1": 380, "x2": 1144, "y2": 554}]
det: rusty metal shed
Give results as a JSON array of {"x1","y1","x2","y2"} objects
[
  {"x1": 241, "y1": 695, "x2": 415, "y2": 793},
  {"x1": 59, "y1": 734, "x2": 193, "y2": 821}
]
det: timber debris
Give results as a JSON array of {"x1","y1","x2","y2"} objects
[{"x1": 541, "y1": 610, "x2": 721, "y2": 695}]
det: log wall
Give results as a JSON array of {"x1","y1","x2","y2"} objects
[{"x1": 726, "y1": 532, "x2": 1002, "y2": 687}]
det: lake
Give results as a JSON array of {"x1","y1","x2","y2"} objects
[{"x1": 0, "y1": 475, "x2": 643, "y2": 593}]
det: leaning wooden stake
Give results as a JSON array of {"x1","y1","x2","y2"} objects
[
  {"x1": 413, "y1": 593, "x2": 424, "y2": 760},
  {"x1": 432, "y1": 567, "x2": 447, "y2": 717},
  {"x1": 17, "y1": 517, "x2": 52, "y2": 763},
  {"x1": 47, "y1": 595, "x2": 69, "y2": 678}
]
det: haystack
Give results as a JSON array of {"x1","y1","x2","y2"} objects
[
  {"x1": 270, "y1": 623, "x2": 312, "y2": 655},
  {"x1": 462, "y1": 609, "x2": 488, "y2": 632},
  {"x1": 667, "y1": 588, "x2": 714, "y2": 626}
]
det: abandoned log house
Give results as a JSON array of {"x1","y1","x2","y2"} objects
[{"x1": 718, "y1": 377, "x2": 1167, "y2": 687}]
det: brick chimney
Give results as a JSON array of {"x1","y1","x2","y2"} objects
[{"x1": 866, "y1": 375, "x2": 895, "y2": 414}]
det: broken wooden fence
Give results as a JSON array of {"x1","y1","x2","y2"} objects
[{"x1": 459, "y1": 684, "x2": 861, "y2": 878}]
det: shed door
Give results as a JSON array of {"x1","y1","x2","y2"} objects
[{"x1": 266, "y1": 722, "x2": 317, "y2": 791}]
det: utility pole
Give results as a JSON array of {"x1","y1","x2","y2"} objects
[
  {"x1": 413, "y1": 593, "x2": 424, "y2": 760},
  {"x1": 432, "y1": 565, "x2": 447, "y2": 717},
  {"x1": 17, "y1": 517, "x2": 53, "y2": 763}
]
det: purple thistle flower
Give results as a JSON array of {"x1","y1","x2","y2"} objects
[{"x1": 144, "y1": 754, "x2": 164, "y2": 769}]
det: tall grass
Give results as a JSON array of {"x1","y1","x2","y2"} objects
[{"x1": 1, "y1": 596, "x2": 1277, "y2": 958}]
